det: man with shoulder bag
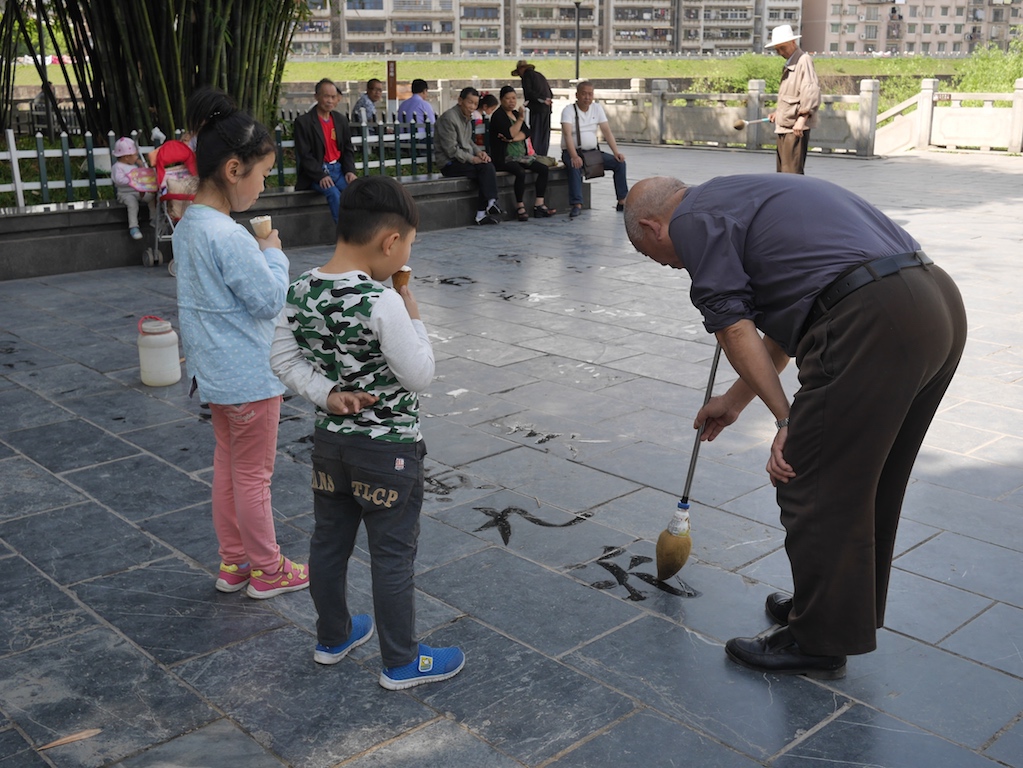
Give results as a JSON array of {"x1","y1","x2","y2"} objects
[{"x1": 560, "y1": 81, "x2": 629, "y2": 219}]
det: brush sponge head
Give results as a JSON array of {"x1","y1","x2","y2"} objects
[
  {"x1": 733, "y1": 118, "x2": 747, "y2": 131},
  {"x1": 655, "y1": 528, "x2": 692, "y2": 581}
]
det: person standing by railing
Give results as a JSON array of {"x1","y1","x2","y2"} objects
[
  {"x1": 765, "y1": 25, "x2": 821, "y2": 175},
  {"x1": 354, "y1": 78, "x2": 384, "y2": 127},
  {"x1": 513, "y1": 59, "x2": 554, "y2": 157}
]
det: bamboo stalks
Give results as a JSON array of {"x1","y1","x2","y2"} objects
[{"x1": 6, "y1": 0, "x2": 306, "y2": 142}]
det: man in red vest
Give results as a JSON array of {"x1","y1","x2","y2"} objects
[{"x1": 294, "y1": 79, "x2": 358, "y2": 223}]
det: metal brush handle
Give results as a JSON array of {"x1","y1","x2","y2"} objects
[{"x1": 681, "y1": 343, "x2": 722, "y2": 505}]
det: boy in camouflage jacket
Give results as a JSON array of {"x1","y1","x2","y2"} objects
[{"x1": 270, "y1": 176, "x2": 465, "y2": 690}]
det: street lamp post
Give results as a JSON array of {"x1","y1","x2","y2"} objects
[{"x1": 574, "y1": 1, "x2": 581, "y2": 81}]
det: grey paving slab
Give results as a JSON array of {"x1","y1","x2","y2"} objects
[
  {"x1": 419, "y1": 415, "x2": 519, "y2": 467},
  {"x1": 940, "y1": 602, "x2": 1023, "y2": 677},
  {"x1": 6, "y1": 361, "x2": 125, "y2": 398},
  {"x1": 0, "y1": 627, "x2": 216, "y2": 767},
  {"x1": 174, "y1": 625, "x2": 435, "y2": 768},
  {"x1": 985, "y1": 717, "x2": 1023, "y2": 768},
  {"x1": 112, "y1": 718, "x2": 286, "y2": 768},
  {"x1": 548, "y1": 709, "x2": 761, "y2": 768},
  {"x1": 61, "y1": 387, "x2": 192, "y2": 433},
  {"x1": 343, "y1": 718, "x2": 522, "y2": 767},
  {"x1": 499, "y1": 352, "x2": 639, "y2": 392},
  {"x1": 476, "y1": 409, "x2": 630, "y2": 462},
  {"x1": 432, "y1": 489, "x2": 634, "y2": 571},
  {"x1": 462, "y1": 444, "x2": 640, "y2": 513},
  {"x1": 0, "y1": 728, "x2": 48, "y2": 766},
  {"x1": 894, "y1": 531, "x2": 1023, "y2": 607},
  {"x1": 72, "y1": 558, "x2": 288, "y2": 665},
  {"x1": 0, "y1": 556, "x2": 97, "y2": 655},
  {"x1": 773, "y1": 703, "x2": 1004, "y2": 768},
  {"x1": 883, "y1": 567, "x2": 993, "y2": 644},
  {"x1": 0, "y1": 502, "x2": 173, "y2": 585},
  {"x1": 120, "y1": 416, "x2": 216, "y2": 473},
  {"x1": 829, "y1": 630, "x2": 1023, "y2": 750},
  {"x1": 416, "y1": 546, "x2": 642, "y2": 656},
  {"x1": 409, "y1": 620, "x2": 637, "y2": 766},
  {"x1": 563, "y1": 614, "x2": 849, "y2": 762},
  {"x1": 0, "y1": 385, "x2": 74, "y2": 431},
  {"x1": 0, "y1": 457, "x2": 87, "y2": 520},
  {"x1": 2, "y1": 418, "x2": 140, "y2": 473},
  {"x1": 63, "y1": 453, "x2": 211, "y2": 522}
]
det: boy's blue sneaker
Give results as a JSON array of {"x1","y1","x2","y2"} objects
[
  {"x1": 313, "y1": 614, "x2": 374, "y2": 665},
  {"x1": 379, "y1": 644, "x2": 465, "y2": 690}
]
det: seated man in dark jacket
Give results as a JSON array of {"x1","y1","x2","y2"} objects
[{"x1": 293, "y1": 79, "x2": 357, "y2": 223}]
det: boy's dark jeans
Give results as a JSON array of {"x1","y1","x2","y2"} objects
[{"x1": 309, "y1": 428, "x2": 426, "y2": 668}]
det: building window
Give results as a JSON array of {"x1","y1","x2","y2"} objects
[
  {"x1": 830, "y1": 42, "x2": 839, "y2": 50},
  {"x1": 908, "y1": 23, "x2": 916, "y2": 32},
  {"x1": 865, "y1": 24, "x2": 878, "y2": 38},
  {"x1": 846, "y1": 23, "x2": 857, "y2": 33},
  {"x1": 906, "y1": 41, "x2": 915, "y2": 51},
  {"x1": 937, "y1": 41, "x2": 946, "y2": 51},
  {"x1": 940, "y1": 5, "x2": 949, "y2": 15},
  {"x1": 462, "y1": 6, "x2": 499, "y2": 18},
  {"x1": 831, "y1": 3, "x2": 842, "y2": 12},
  {"x1": 925, "y1": 6, "x2": 934, "y2": 17},
  {"x1": 393, "y1": 20, "x2": 433, "y2": 33},
  {"x1": 955, "y1": 6, "x2": 965, "y2": 16},
  {"x1": 952, "y1": 41, "x2": 962, "y2": 51},
  {"x1": 846, "y1": 41, "x2": 857, "y2": 50},
  {"x1": 908, "y1": 5, "x2": 918, "y2": 17},
  {"x1": 866, "y1": 7, "x2": 880, "y2": 20},
  {"x1": 939, "y1": 23, "x2": 947, "y2": 32},
  {"x1": 923, "y1": 23, "x2": 932, "y2": 32},
  {"x1": 954, "y1": 23, "x2": 963, "y2": 32},
  {"x1": 921, "y1": 41, "x2": 930, "y2": 52},
  {"x1": 346, "y1": 0, "x2": 384, "y2": 8},
  {"x1": 348, "y1": 20, "x2": 386, "y2": 32},
  {"x1": 830, "y1": 22, "x2": 841, "y2": 32}
]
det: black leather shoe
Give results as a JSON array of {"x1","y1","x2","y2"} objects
[
  {"x1": 766, "y1": 592, "x2": 792, "y2": 626},
  {"x1": 725, "y1": 626, "x2": 846, "y2": 679}
]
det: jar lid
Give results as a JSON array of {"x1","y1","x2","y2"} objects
[{"x1": 140, "y1": 320, "x2": 173, "y2": 335}]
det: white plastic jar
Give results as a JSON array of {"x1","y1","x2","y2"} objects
[{"x1": 137, "y1": 316, "x2": 182, "y2": 387}]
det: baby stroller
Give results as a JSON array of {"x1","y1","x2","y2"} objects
[{"x1": 145, "y1": 139, "x2": 198, "y2": 275}]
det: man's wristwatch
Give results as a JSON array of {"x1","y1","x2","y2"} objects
[{"x1": 775, "y1": 418, "x2": 790, "y2": 429}]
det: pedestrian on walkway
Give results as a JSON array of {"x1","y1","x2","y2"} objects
[
  {"x1": 625, "y1": 173, "x2": 966, "y2": 679},
  {"x1": 173, "y1": 88, "x2": 310, "y2": 601},
  {"x1": 765, "y1": 24, "x2": 821, "y2": 174},
  {"x1": 271, "y1": 175, "x2": 466, "y2": 690},
  {"x1": 512, "y1": 59, "x2": 554, "y2": 157}
]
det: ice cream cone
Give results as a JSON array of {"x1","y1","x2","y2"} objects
[
  {"x1": 391, "y1": 265, "x2": 412, "y2": 290},
  {"x1": 250, "y1": 215, "x2": 272, "y2": 238}
]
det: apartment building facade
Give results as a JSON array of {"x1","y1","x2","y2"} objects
[
  {"x1": 292, "y1": 0, "x2": 809, "y2": 56},
  {"x1": 801, "y1": 0, "x2": 1021, "y2": 54}
]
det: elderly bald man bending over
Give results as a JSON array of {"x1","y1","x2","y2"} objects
[{"x1": 624, "y1": 174, "x2": 966, "y2": 679}]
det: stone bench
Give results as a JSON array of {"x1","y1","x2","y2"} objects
[{"x1": 0, "y1": 167, "x2": 585, "y2": 281}]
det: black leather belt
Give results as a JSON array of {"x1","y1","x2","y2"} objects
[{"x1": 805, "y1": 250, "x2": 933, "y2": 330}]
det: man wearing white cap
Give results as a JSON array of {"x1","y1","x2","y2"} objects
[{"x1": 765, "y1": 24, "x2": 820, "y2": 174}]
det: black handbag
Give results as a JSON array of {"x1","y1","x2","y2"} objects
[{"x1": 574, "y1": 106, "x2": 605, "y2": 179}]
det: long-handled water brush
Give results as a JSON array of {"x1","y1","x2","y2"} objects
[
  {"x1": 655, "y1": 343, "x2": 722, "y2": 581},
  {"x1": 733, "y1": 117, "x2": 771, "y2": 130}
]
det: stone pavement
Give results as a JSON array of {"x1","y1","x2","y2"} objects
[{"x1": 1, "y1": 146, "x2": 1022, "y2": 768}]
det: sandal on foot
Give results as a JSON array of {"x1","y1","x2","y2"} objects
[
  {"x1": 533, "y1": 205, "x2": 556, "y2": 218},
  {"x1": 516, "y1": 207, "x2": 529, "y2": 222}
]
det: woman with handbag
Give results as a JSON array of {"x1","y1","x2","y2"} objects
[
  {"x1": 560, "y1": 81, "x2": 629, "y2": 218},
  {"x1": 489, "y1": 86, "x2": 557, "y2": 221}
]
